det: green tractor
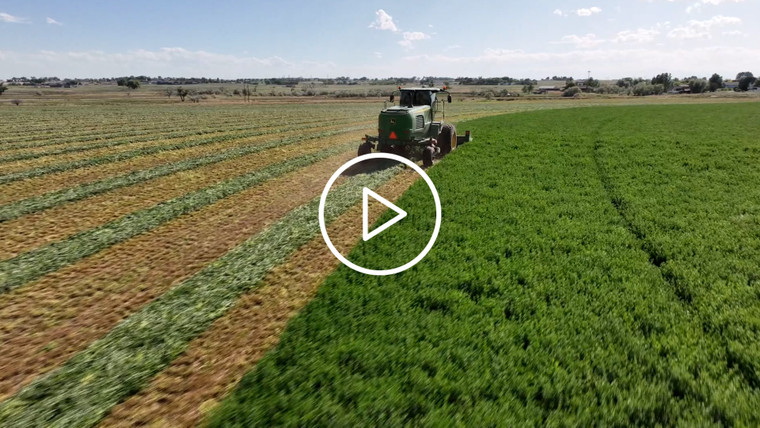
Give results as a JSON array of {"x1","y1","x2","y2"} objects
[{"x1": 358, "y1": 87, "x2": 471, "y2": 167}]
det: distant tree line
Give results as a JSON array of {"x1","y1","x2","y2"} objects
[
  {"x1": 457, "y1": 76, "x2": 537, "y2": 86},
  {"x1": 3, "y1": 72, "x2": 757, "y2": 102}
]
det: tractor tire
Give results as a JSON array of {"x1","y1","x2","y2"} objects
[
  {"x1": 358, "y1": 141, "x2": 372, "y2": 157},
  {"x1": 422, "y1": 146, "x2": 434, "y2": 168},
  {"x1": 438, "y1": 124, "x2": 457, "y2": 155}
]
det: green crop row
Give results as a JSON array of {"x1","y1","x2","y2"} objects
[
  {"x1": 0, "y1": 109, "x2": 287, "y2": 147},
  {"x1": 0, "y1": 165, "x2": 402, "y2": 427},
  {"x1": 0, "y1": 123, "x2": 255, "y2": 163},
  {"x1": 0, "y1": 117, "x2": 220, "y2": 150},
  {"x1": 0, "y1": 125, "x2": 364, "y2": 222},
  {"x1": 0, "y1": 140, "x2": 357, "y2": 293},
  {"x1": 0, "y1": 103, "x2": 380, "y2": 147},
  {"x1": 209, "y1": 104, "x2": 760, "y2": 426},
  {"x1": 0, "y1": 113, "x2": 366, "y2": 159},
  {"x1": 0, "y1": 121, "x2": 267, "y2": 162},
  {"x1": 0, "y1": 117, "x2": 368, "y2": 185}
]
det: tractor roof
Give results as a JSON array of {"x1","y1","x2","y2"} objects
[{"x1": 400, "y1": 87, "x2": 442, "y2": 92}]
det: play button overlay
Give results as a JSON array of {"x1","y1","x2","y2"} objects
[
  {"x1": 319, "y1": 153, "x2": 441, "y2": 276},
  {"x1": 363, "y1": 188, "x2": 407, "y2": 241}
]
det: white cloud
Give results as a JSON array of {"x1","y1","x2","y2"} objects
[
  {"x1": 686, "y1": 0, "x2": 744, "y2": 13},
  {"x1": 400, "y1": 45, "x2": 760, "y2": 79},
  {"x1": 576, "y1": 7, "x2": 602, "y2": 16},
  {"x1": 369, "y1": 9, "x2": 398, "y2": 32},
  {"x1": 0, "y1": 12, "x2": 29, "y2": 23},
  {"x1": 668, "y1": 15, "x2": 741, "y2": 39},
  {"x1": 373, "y1": 51, "x2": 383, "y2": 59},
  {"x1": 402, "y1": 32, "x2": 429, "y2": 41},
  {"x1": 369, "y1": 10, "x2": 431, "y2": 50},
  {"x1": 0, "y1": 47, "x2": 342, "y2": 79},
  {"x1": 46, "y1": 17, "x2": 62, "y2": 25},
  {"x1": 398, "y1": 31, "x2": 430, "y2": 49},
  {"x1": 2, "y1": 45, "x2": 759, "y2": 80},
  {"x1": 555, "y1": 33, "x2": 605, "y2": 48},
  {"x1": 702, "y1": 0, "x2": 744, "y2": 4},
  {"x1": 651, "y1": 0, "x2": 744, "y2": 3},
  {"x1": 553, "y1": 9, "x2": 565, "y2": 16},
  {"x1": 686, "y1": 3, "x2": 702, "y2": 13},
  {"x1": 613, "y1": 28, "x2": 661, "y2": 43}
]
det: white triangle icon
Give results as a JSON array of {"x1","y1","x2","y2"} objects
[{"x1": 363, "y1": 187, "x2": 407, "y2": 241}]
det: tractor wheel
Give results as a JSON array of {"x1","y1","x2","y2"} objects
[
  {"x1": 438, "y1": 124, "x2": 457, "y2": 155},
  {"x1": 358, "y1": 141, "x2": 372, "y2": 157},
  {"x1": 422, "y1": 146, "x2": 434, "y2": 168}
]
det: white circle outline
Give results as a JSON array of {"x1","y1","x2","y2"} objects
[{"x1": 319, "y1": 153, "x2": 441, "y2": 276}]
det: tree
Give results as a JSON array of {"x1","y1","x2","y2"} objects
[
  {"x1": 564, "y1": 79, "x2": 576, "y2": 90},
  {"x1": 651, "y1": 73, "x2": 673, "y2": 92},
  {"x1": 708, "y1": 73, "x2": 723, "y2": 92},
  {"x1": 586, "y1": 76, "x2": 600, "y2": 88},
  {"x1": 736, "y1": 71, "x2": 754, "y2": 81},
  {"x1": 125, "y1": 79, "x2": 140, "y2": 90},
  {"x1": 617, "y1": 77, "x2": 635, "y2": 88},
  {"x1": 177, "y1": 87, "x2": 189, "y2": 102},
  {"x1": 0, "y1": 83, "x2": 7, "y2": 96},
  {"x1": 737, "y1": 72, "x2": 756, "y2": 91},
  {"x1": 563, "y1": 86, "x2": 582, "y2": 97},
  {"x1": 522, "y1": 83, "x2": 534, "y2": 94},
  {"x1": 164, "y1": 88, "x2": 173, "y2": 98},
  {"x1": 632, "y1": 82, "x2": 664, "y2": 96},
  {"x1": 116, "y1": 78, "x2": 128, "y2": 87},
  {"x1": 689, "y1": 79, "x2": 708, "y2": 94}
]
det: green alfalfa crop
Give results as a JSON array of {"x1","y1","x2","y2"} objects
[{"x1": 208, "y1": 104, "x2": 760, "y2": 426}]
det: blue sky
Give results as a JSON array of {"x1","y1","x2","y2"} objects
[{"x1": 1, "y1": 0, "x2": 757, "y2": 79}]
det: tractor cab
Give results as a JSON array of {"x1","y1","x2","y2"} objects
[
  {"x1": 378, "y1": 87, "x2": 452, "y2": 146},
  {"x1": 391, "y1": 88, "x2": 450, "y2": 112},
  {"x1": 398, "y1": 89, "x2": 434, "y2": 108}
]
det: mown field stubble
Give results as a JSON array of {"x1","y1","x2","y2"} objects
[{"x1": 0, "y1": 93, "x2": 759, "y2": 426}]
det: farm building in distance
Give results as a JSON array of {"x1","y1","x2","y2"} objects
[{"x1": 533, "y1": 86, "x2": 563, "y2": 94}]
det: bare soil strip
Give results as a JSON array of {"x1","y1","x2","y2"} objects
[
  {"x1": 0, "y1": 131, "x2": 363, "y2": 260},
  {"x1": 99, "y1": 170, "x2": 419, "y2": 427},
  {"x1": 0, "y1": 151, "x2": 357, "y2": 401}
]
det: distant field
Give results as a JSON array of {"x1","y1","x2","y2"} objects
[
  {"x1": 0, "y1": 97, "x2": 759, "y2": 426},
  {"x1": 209, "y1": 103, "x2": 760, "y2": 426}
]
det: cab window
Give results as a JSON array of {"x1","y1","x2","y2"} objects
[
  {"x1": 400, "y1": 91, "x2": 413, "y2": 106},
  {"x1": 414, "y1": 91, "x2": 431, "y2": 106}
]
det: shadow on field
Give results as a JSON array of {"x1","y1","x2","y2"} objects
[{"x1": 341, "y1": 159, "x2": 402, "y2": 177}]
